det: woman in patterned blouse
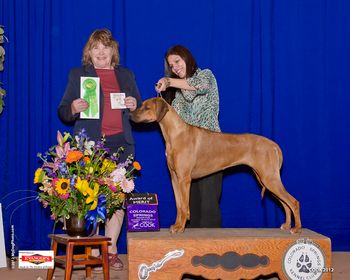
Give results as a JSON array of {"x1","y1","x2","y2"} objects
[{"x1": 155, "y1": 45, "x2": 223, "y2": 228}]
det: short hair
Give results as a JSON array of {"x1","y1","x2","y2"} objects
[
  {"x1": 82, "y1": 29, "x2": 120, "y2": 67},
  {"x1": 164, "y1": 45, "x2": 198, "y2": 78}
]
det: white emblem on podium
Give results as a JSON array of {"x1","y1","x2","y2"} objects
[{"x1": 138, "y1": 249, "x2": 184, "y2": 280}]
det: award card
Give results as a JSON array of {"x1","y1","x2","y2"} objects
[{"x1": 110, "y1": 92, "x2": 127, "y2": 109}]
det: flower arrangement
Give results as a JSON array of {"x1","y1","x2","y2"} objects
[{"x1": 34, "y1": 129, "x2": 141, "y2": 230}]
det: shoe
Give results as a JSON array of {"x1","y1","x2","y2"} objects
[
  {"x1": 108, "y1": 253, "x2": 124, "y2": 271},
  {"x1": 92, "y1": 266, "x2": 103, "y2": 273},
  {"x1": 93, "y1": 253, "x2": 124, "y2": 272}
]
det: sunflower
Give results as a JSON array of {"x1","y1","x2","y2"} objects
[
  {"x1": 65, "y1": 150, "x2": 84, "y2": 163},
  {"x1": 55, "y1": 178, "x2": 70, "y2": 195},
  {"x1": 34, "y1": 168, "x2": 45, "y2": 183}
]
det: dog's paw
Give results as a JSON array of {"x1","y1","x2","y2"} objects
[
  {"x1": 280, "y1": 223, "x2": 291, "y2": 231},
  {"x1": 290, "y1": 226, "x2": 302, "y2": 234},
  {"x1": 170, "y1": 224, "x2": 185, "y2": 233}
]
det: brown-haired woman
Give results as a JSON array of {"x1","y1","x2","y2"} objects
[
  {"x1": 58, "y1": 28, "x2": 142, "y2": 270},
  {"x1": 155, "y1": 45, "x2": 223, "y2": 228}
]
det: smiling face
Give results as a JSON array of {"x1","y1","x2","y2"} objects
[
  {"x1": 89, "y1": 42, "x2": 113, "y2": 69},
  {"x1": 167, "y1": 54, "x2": 187, "y2": 78}
]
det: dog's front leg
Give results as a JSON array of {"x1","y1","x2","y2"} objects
[{"x1": 169, "y1": 173, "x2": 191, "y2": 233}]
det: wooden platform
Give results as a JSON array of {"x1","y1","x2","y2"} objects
[{"x1": 127, "y1": 228, "x2": 332, "y2": 280}]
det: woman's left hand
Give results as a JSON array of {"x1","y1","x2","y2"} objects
[{"x1": 124, "y1": 96, "x2": 138, "y2": 111}]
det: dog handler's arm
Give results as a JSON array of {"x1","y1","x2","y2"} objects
[
  {"x1": 155, "y1": 77, "x2": 196, "y2": 93},
  {"x1": 181, "y1": 69, "x2": 214, "y2": 102}
]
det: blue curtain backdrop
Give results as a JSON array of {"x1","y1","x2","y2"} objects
[{"x1": 0, "y1": 0, "x2": 349, "y2": 254}]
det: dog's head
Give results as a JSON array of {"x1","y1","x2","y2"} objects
[{"x1": 130, "y1": 97, "x2": 169, "y2": 123}]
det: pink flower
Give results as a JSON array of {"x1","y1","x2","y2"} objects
[
  {"x1": 56, "y1": 142, "x2": 71, "y2": 158},
  {"x1": 108, "y1": 185, "x2": 117, "y2": 192},
  {"x1": 52, "y1": 178, "x2": 58, "y2": 186},
  {"x1": 42, "y1": 200, "x2": 49, "y2": 208},
  {"x1": 59, "y1": 193, "x2": 70, "y2": 200},
  {"x1": 121, "y1": 179, "x2": 134, "y2": 193}
]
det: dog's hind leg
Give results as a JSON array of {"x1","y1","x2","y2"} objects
[
  {"x1": 255, "y1": 171, "x2": 301, "y2": 233},
  {"x1": 169, "y1": 172, "x2": 192, "y2": 233},
  {"x1": 254, "y1": 170, "x2": 292, "y2": 230}
]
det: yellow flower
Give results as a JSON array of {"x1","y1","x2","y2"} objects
[
  {"x1": 75, "y1": 177, "x2": 89, "y2": 196},
  {"x1": 55, "y1": 178, "x2": 70, "y2": 195},
  {"x1": 86, "y1": 166, "x2": 94, "y2": 174},
  {"x1": 34, "y1": 168, "x2": 44, "y2": 183},
  {"x1": 101, "y1": 159, "x2": 117, "y2": 174},
  {"x1": 86, "y1": 183, "x2": 99, "y2": 210}
]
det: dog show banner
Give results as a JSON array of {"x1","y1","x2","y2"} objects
[{"x1": 126, "y1": 193, "x2": 160, "y2": 231}]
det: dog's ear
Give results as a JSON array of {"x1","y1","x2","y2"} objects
[{"x1": 155, "y1": 98, "x2": 169, "y2": 122}]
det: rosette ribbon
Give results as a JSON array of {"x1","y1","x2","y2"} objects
[
  {"x1": 82, "y1": 78, "x2": 98, "y2": 117},
  {"x1": 85, "y1": 194, "x2": 107, "y2": 236}
]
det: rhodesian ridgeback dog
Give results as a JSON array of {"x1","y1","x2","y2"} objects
[{"x1": 131, "y1": 97, "x2": 301, "y2": 234}]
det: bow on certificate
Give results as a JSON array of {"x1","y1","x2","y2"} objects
[
  {"x1": 85, "y1": 194, "x2": 107, "y2": 235},
  {"x1": 82, "y1": 78, "x2": 98, "y2": 117}
]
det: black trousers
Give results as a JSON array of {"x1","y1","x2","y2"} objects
[{"x1": 186, "y1": 171, "x2": 223, "y2": 228}]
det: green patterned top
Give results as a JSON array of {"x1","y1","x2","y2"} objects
[{"x1": 172, "y1": 68, "x2": 221, "y2": 132}]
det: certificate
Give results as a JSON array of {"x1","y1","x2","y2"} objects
[{"x1": 110, "y1": 92, "x2": 127, "y2": 109}]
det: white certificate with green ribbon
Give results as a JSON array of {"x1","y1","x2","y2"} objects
[{"x1": 80, "y1": 77, "x2": 100, "y2": 119}]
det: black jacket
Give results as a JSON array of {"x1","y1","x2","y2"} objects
[{"x1": 58, "y1": 64, "x2": 142, "y2": 144}]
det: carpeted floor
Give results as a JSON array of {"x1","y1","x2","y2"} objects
[{"x1": 0, "y1": 252, "x2": 349, "y2": 279}]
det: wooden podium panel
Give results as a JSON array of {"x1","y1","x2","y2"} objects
[{"x1": 128, "y1": 228, "x2": 332, "y2": 280}]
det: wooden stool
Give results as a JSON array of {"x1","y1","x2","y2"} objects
[{"x1": 47, "y1": 234, "x2": 111, "y2": 280}]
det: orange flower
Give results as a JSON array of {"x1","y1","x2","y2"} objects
[
  {"x1": 83, "y1": 156, "x2": 91, "y2": 162},
  {"x1": 65, "y1": 151, "x2": 83, "y2": 163},
  {"x1": 133, "y1": 161, "x2": 141, "y2": 171}
]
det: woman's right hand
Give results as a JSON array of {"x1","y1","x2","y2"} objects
[
  {"x1": 155, "y1": 77, "x2": 171, "y2": 93},
  {"x1": 71, "y1": 98, "x2": 89, "y2": 115}
]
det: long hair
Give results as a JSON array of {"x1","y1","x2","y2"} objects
[
  {"x1": 164, "y1": 45, "x2": 198, "y2": 78},
  {"x1": 162, "y1": 45, "x2": 198, "y2": 104},
  {"x1": 82, "y1": 29, "x2": 120, "y2": 67}
]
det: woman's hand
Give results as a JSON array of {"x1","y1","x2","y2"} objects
[
  {"x1": 71, "y1": 98, "x2": 89, "y2": 115},
  {"x1": 155, "y1": 77, "x2": 171, "y2": 93},
  {"x1": 125, "y1": 96, "x2": 138, "y2": 112}
]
